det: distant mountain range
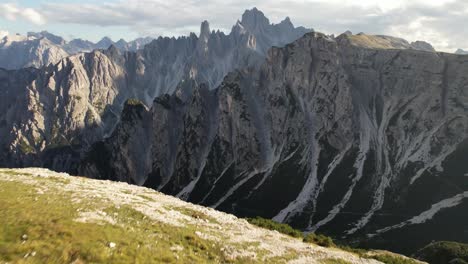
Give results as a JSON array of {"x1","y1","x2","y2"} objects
[
  {"x1": 0, "y1": 31, "x2": 153, "y2": 70},
  {"x1": 1, "y1": 22, "x2": 444, "y2": 71},
  {"x1": 456, "y1": 49, "x2": 468, "y2": 55}
]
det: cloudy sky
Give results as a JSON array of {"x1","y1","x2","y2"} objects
[{"x1": 0, "y1": 0, "x2": 467, "y2": 52}]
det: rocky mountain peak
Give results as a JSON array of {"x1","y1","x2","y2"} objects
[
  {"x1": 121, "y1": 98, "x2": 147, "y2": 122},
  {"x1": 199, "y1": 20, "x2": 211, "y2": 39},
  {"x1": 27, "y1": 31, "x2": 66, "y2": 45},
  {"x1": 105, "y1": 44, "x2": 121, "y2": 57},
  {"x1": 241, "y1": 7, "x2": 270, "y2": 32},
  {"x1": 410, "y1": 40, "x2": 436, "y2": 52},
  {"x1": 196, "y1": 20, "x2": 212, "y2": 55},
  {"x1": 280, "y1": 16, "x2": 293, "y2": 27},
  {"x1": 68, "y1": 38, "x2": 93, "y2": 45},
  {"x1": 231, "y1": 20, "x2": 247, "y2": 35},
  {"x1": 116, "y1": 38, "x2": 127, "y2": 45},
  {"x1": 96, "y1": 37, "x2": 114, "y2": 49}
]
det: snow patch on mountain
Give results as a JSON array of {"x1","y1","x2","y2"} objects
[{"x1": 0, "y1": 30, "x2": 8, "y2": 39}]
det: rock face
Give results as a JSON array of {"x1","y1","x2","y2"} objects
[
  {"x1": 0, "y1": 8, "x2": 311, "y2": 169},
  {"x1": 0, "y1": 31, "x2": 154, "y2": 70},
  {"x1": 80, "y1": 32, "x2": 468, "y2": 254}
]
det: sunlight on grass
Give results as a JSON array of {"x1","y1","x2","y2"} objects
[{"x1": 0, "y1": 180, "x2": 236, "y2": 263}]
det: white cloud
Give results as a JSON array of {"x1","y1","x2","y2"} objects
[
  {"x1": 22, "y1": 8, "x2": 46, "y2": 25},
  {"x1": 0, "y1": 3, "x2": 46, "y2": 25},
  {"x1": 333, "y1": 0, "x2": 456, "y2": 10}
]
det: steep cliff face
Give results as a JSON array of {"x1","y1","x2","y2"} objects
[
  {"x1": 0, "y1": 8, "x2": 311, "y2": 169},
  {"x1": 81, "y1": 32, "x2": 468, "y2": 253}
]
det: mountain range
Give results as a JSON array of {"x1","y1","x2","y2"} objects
[
  {"x1": 0, "y1": 31, "x2": 153, "y2": 70},
  {"x1": 0, "y1": 8, "x2": 466, "y2": 256},
  {"x1": 0, "y1": 8, "x2": 311, "y2": 168}
]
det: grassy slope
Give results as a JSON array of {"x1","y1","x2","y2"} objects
[
  {"x1": 0, "y1": 169, "x2": 422, "y2": 264},
  {"x1": 0, "y1": 177, "x2": 226, "y2": 263}
]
